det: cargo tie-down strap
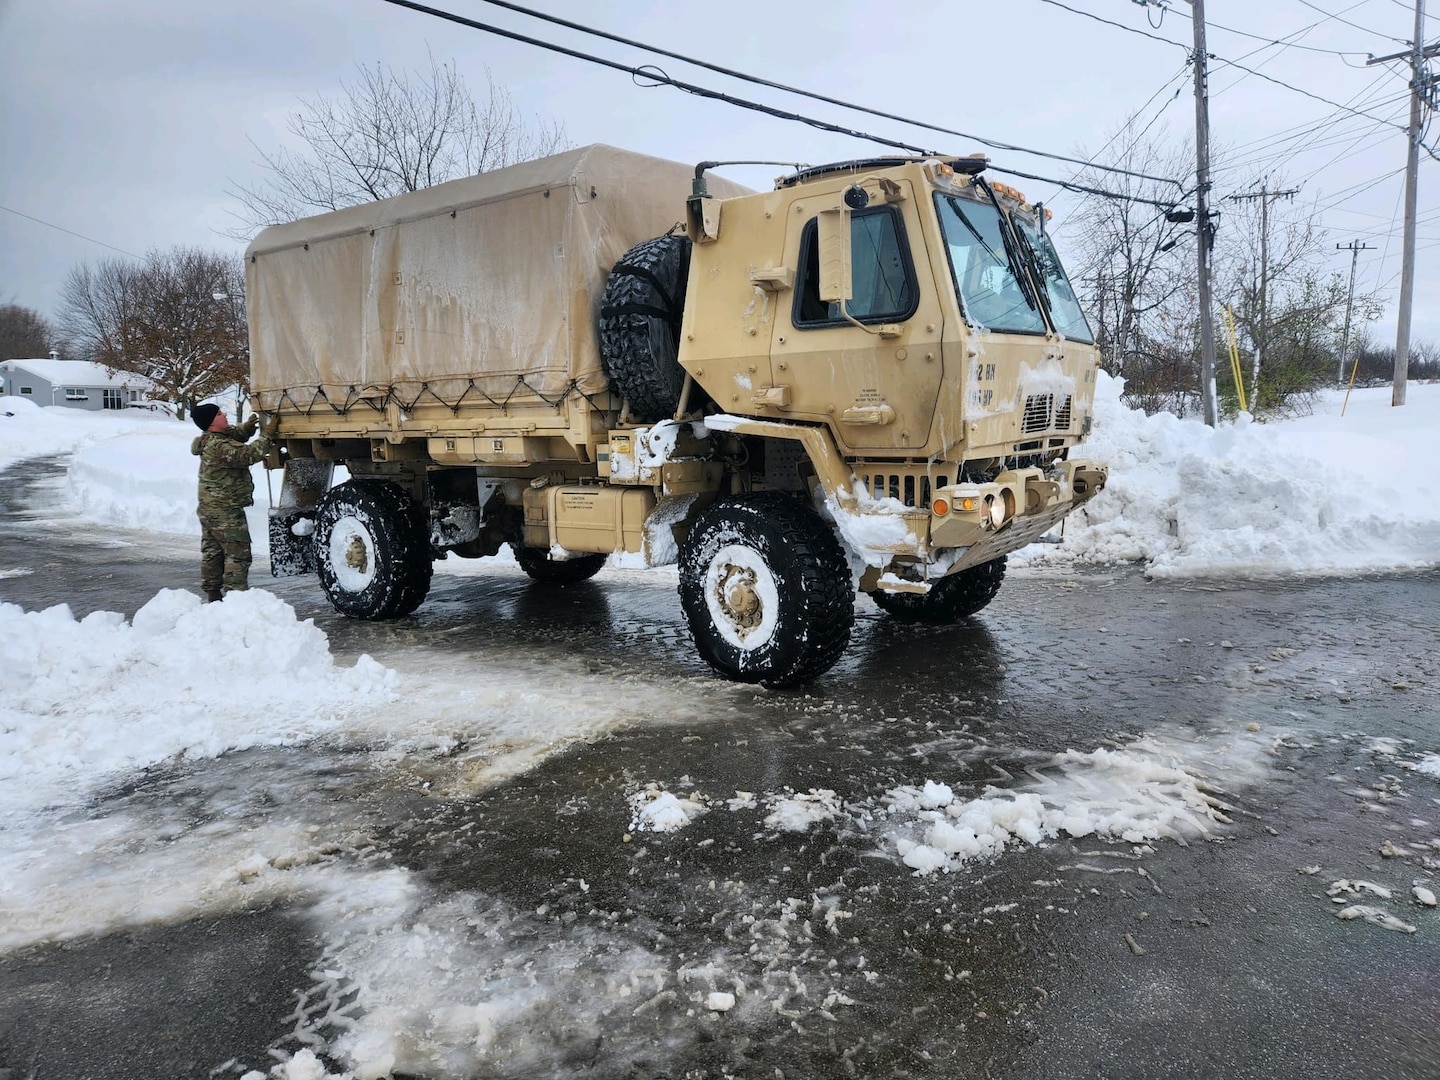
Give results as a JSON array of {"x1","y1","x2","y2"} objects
[{"x1": 271, "y1": 376, "x2": 608, "y2": 418}]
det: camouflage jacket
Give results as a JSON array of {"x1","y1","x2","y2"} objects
[{"x1": 192, "y1": 420, "x2": 272, "y2": 515}]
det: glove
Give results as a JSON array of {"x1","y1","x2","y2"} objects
[
  {"x1": 261, "y1": 413, "x2": 281, "y2": 439},
  {"x1": 245, "y1": 412, "x2": 260, "y2": 429}
]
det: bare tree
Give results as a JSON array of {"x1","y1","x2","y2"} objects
[
  {"x1": 1059, "y1": 128, "x2": 1197, "y2": 412},
  {"x1": 1216, "y1": 188, "x2": 1383, "y2": 413},
  {"x1": 229, "y1": 55, "x2": 568, "y2": 235},
  {"x1": 58, "y1": 248, "x2": 248, "y2": 419},
  {"x1": 0, "y1": 303, "x2": 54, "y2": 360}
]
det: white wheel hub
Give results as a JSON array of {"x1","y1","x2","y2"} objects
[
  {"x1": 703, "y1": 544, "x2": 780, "y2": 651},
  {"x1": 327, "y1": 514, "x2": 377, "y2": 592}
]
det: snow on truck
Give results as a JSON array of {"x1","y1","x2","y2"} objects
[{"x1": 248, "y1": 144, "x2": 1106, "y2": 686}]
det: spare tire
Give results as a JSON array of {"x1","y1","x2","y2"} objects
[{"x1": 599, "y1": 233, "x2": 692, "y2": 422}]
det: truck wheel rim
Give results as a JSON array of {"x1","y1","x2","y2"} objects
[
  {"x1": 704, "y1": 544, "x2": 778, "y2": 650},
  {"x1": 328, "y1": 515, "x2": 377, "y2": 592}
]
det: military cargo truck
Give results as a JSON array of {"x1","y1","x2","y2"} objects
[{"x1": 248, "y1": 144, "x2": 1106, "y2": 686}]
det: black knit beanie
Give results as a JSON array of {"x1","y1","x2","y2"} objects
[{"x1": 192, "y1": 403, "x2": 221, "y2": 431}]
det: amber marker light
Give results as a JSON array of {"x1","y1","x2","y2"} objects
[
  {"x1": 932, "y1": 497, "x2": 950, "y2": 516},
  {"x1": 959, "y1": 496, "x2": 978, "y2": 512}
]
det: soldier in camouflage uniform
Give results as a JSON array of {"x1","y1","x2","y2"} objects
[{"x1": 191, "y1": 403, "x2": 278, "y2": 601}]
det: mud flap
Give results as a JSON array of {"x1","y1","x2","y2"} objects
[{"x1": 268, "y1": 458, "x2": 334, "y2": 578}]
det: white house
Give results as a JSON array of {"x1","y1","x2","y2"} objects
[{"x1": 0, "y1": 355, "x2": 156, "y2": 411}]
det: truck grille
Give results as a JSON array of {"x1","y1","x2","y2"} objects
[
  {"x1": 1055, "y1": 394, "x2": 1072, "y2": 430},
  {"x1": 859, "y1": 471, "x2": 950, "y2": 509},
  {"x1": 1022, "y1": 393, "x2": 1074, "y2": 434},
  {"x1": 1022, "y1": 394, "x2": 1052, "y2": 433}
]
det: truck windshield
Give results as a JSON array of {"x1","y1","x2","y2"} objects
[
  {"x1": 935, "y1": 194, "x2": 1048, "y2": 336},
  {"x1": 1014, "y1": 218, "x2": 1095, "y2": 344}
]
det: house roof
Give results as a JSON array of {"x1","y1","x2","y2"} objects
[{"x1": 0, "y1": 358, "x2": 146, "y2": 389}]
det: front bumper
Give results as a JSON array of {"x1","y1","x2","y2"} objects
[{"x1": 851, "y1": 460, "x2": 1107, "y2": 592}]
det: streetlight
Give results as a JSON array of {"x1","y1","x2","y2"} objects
[{"x1": 212, "y1": 290, "x2": 246, "y2": 420}]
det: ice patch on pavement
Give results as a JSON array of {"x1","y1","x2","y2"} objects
[{"x1": 0, "y1": 588, "x2": 393, "y2": 813}]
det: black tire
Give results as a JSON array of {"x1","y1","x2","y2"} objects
[
  {"x1": 678, "y1": 492, "x2": 854, "y2": 688},
  {"x1": 510, "y1": 543, "x2": 608, "y2": 586},
  {"x1": 314, "y1": 480, "x2": 432, "y2": 619},
  {"x1": 598, "y1": 233, "x2": 692, "y2": 421},
  {"x1": 869, "y1": 557, "x2": 1007, "y2": 625}
]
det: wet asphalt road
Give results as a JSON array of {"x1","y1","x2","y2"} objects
[{"x1": 2, "y1": 457, "x2": 1439, "y2": 1080}]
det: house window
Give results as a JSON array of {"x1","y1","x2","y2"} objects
[
  {"x1": 103, "y1": 389, "x2": 125, "y2": 409},
  {"x1": 20, "y1": 386, "x2": 32, "y2": 395},
  {"x1": 65, "y1": 387, "x2": 89, "y2": 401}
]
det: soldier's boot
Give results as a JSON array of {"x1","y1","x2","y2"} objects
[{"x1": 205, "y1": 589, "x2": 224, "y2": 603}]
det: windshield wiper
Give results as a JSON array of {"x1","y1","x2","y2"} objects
[
  {"x1": 1011, "y1": 221, "x2": 1056, "y2": 322},
  {"x1": 974, "y1": 178, "x2": 1040, "y2": 315}
]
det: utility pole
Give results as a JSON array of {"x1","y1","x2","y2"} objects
[
  {"x1": 1228, "y1": 183, "x2": 1299, "y2": 400},
  {"x1": 1367, "y1": 0, "x2": 1437, "y2": 407},
  {"x1": 1336, "y1": 240, "x2": 1373, "y2": 387},
  {"x1": 1189, "y1": 0, "x2": 1219, "y2": 426},
  {"x1": 1132, "y1": 0, "x2": 1219, "y2": 423}
]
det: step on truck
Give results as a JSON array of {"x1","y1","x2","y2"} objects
[{"x1": 249, "y1": 144, "x2": 1107, "y2": 686}]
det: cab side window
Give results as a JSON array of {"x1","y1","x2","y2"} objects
[{"x1": 793, "y1": 205, "x2": 918, "y2": 328}]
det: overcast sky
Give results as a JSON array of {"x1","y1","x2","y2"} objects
[{"x1": 1, "y1": 0, "x2": 1435, "y2": 350}]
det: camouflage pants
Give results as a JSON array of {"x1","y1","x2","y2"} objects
[{"x1": 199, "y1": 508, "x2": 252, "y2": 594}]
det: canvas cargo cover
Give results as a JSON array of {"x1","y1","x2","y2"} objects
[{"x1": 246, "y1": 144, "x2": 750, "y2": 412}]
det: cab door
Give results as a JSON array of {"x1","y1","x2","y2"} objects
[{"x1": 769, "y1": 180, "x2": 945, "y2": 453}]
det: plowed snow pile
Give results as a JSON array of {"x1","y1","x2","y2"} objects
[
  {"x1": 0, "y1": 589, "x2": 394, "y2": 813},
  {"x1": 1017, "y1": 375, "x2": 1440, "y2": 576}
]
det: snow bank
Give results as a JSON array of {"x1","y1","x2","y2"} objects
[
  {"x1": 1022, "y1": 376, "x2": 1440, "y2": 576},
  {"x1": 0, "y1": 588, "x2": 393, "y2": 813}
]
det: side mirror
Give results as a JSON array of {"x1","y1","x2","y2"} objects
[{"x1": 817, "y1": 204, "x2": 852, "y2": 304}]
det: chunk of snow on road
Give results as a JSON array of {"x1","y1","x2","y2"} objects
[
  {"x1": 1412, "y1": 755, "x2": 1440, "y2": 778},
  {"x1": 1335, "y1": 905, "x2": 1417, "y2": 933},
  {"x1": 883, "y1": 737, "x2": 1242, "y2": 876},
  {"x1": 1414, "y1": 886, "x2": 1438, "y2": 907},
  {"x1": 705, "y1": 991, "x2": 736, "y2": 1012},
  {"x1": 629, "y1": 785, "x2": 708, "y2": 833},
  {"x1": 1327, "y1": 879, "x2": 1394, "y2": 900},
  {"x1": 919, "y1": 780, "x2": 955, "y2": 809},
  {"x1": 764, "y1": 789, "x2": 844, "y2": 832}
]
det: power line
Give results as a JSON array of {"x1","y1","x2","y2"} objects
[
  {"x1": 470, "y1": 0, "x2": 1184, "y2": 188},
  {"x1": 1159, "y1": 2, "x2": 1373, "y2": 57},
  {"x1": 376, "y1": 0, "x2": 1190, "y2": 209},
  {"x1": 1036, "y1": 0, "x2": 1409, "y2": 130},
  {"x1": 1291, "y1": 0, "x2": 1411, "y2": 44},
  {"x1": 0, "y1": 204, "x2": 142, "y2": 260},
  {"x1": 1035, "y1": 0, "x2": 1189, "y2": 49}
]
